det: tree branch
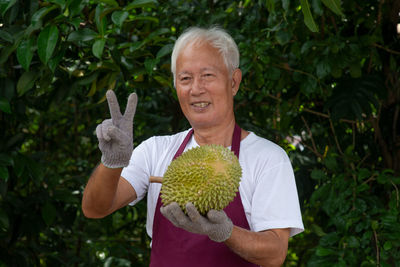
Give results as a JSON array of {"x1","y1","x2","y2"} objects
[
  {"x1": 372, "y1": 43, "x2": 400, "y2": 56},
  {"x1": 302, "y1": 107, "x2": 356, "y2": 124},
  {"x1": 301, "y1": 115, "x2": 323, "y2": 158},
  {"x1": 371, "y1": 107, "x2": 392, "y2": 169},
  {"x1": 393, "y1": 105, "x2": 399, "y2": 147},
  {"x1": 390, "y1": 180, "x2": 399, "y2": 208},
  {"x1": 328, "y1": 111, "x2": 344, "y2": 156},
  {"x1": 271, "y1": 63, "x2": 318, "y2": 81},
  {"x1": 373, "y1": 229, "x2": 380, "y2": 266}
]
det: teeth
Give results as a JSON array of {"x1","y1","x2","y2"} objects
[{"x1": 193, "y1": 102, "x2": 209, "y2": 108}]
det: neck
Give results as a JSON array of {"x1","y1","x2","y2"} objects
[{"x1": 192, "y1": 119, "x2": 236, "y2": 147}]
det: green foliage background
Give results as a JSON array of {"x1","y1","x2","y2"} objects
[{"x1": 1, "y1": 0, "x2": 399, "y2": 266}]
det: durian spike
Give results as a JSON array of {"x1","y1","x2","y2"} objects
[{"x1": 149, "y1": 176, "x2": 163, "y2": 183}]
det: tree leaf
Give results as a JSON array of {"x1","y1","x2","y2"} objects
[
  {"x1": 316, "y1": 247, "x2": 335, "y2": 256},
  {"x1": 0, "y1": 97, "x2": 11, "y2": 114},
  {"x1": 154, "y1": 75, "x2": 171, "y2": 87},
  {"x1": 13, "y1": 154, "x2": 26, "y2": 178},
  {"x1": 265, "y1": 67, "x2": 281, "y2": 80},
  {"x1": 67, "y1": 28, "x2": 98, "y2": 42},
  {"x1": 275, "y1": 30, "x2": 292, "y2": 45},
  {"x1": 300, "y1": 0, "x2": 319, "y2": 32},
  {"x1": 68, "y1": 0, "x2": 85, "y2": 16},
  {"x1": 349, "y1": 61, "x2": 361, "y2": 78},
  {"x1": 48, "y1": 48, "x2": 65, "y2": 72},
  {"x1": 383, "y1": 241, "x2": 392, "y2": 251},
  {"x1": 17, "y1": 71, "x2": 37, "y2": 96},
  {"x1": 347, "y1": 236, "x2": 360, "y2": 248},
  {"x1": 77, "y1": 72, "x2": 99, "y2": 85},
  {"x1": 311, "y1": 0, "x2": 323, "y2": 16},
  {"x1": 0, "y1": 209, "x2": 9, "y2": 230},
  {"x1": 87, "y1": 79, "x2": 97, "y2": 97},
  {"x1": 266, "y1": 0, "x2": 275, "y2": 13},
  {"x1": 98, "y1": 0, "x2": 119, "y2": 7},
  {"x1": 310, "y1": 223, "x2": 326, "y2": 237},
  {"x1": 144, "y1": 58, "x2": 159, "y2": 76},
  {"x1": 0, "y1": 41, "x2": 18, "y2": 64},
  {"x1": 31, "y1": 5, "x2": 59, "y2": 27},
  {"x1": 127, "y1": 15, "x2": 159, "y2": 23},
  {"x1": 324, "y1": 154, "x2": 338, "y2": 171},
  {"x1": 311, "y1": 169, "x2": 327, "y2": 180},
  {"x1": 17, "y1": 38, "x2": 35, "y2": 71},
  {"x1": 48, "y1": 0, "x2": 66, "y2": 9},
  {"x1": 26, "y1": 156, "x2": 43, "y2": 181},
  {"x1": 125, "y1": 0, "x2": 157, "y2": 10},
  {"x1": 0, "y1": 29, "x2": 13, "y2": 43},
  {"x1": 0, "y1": 154, "x2": 13, "y2": 166},
  {"x1": 37, "y1": 25, "x2": 59, "y2": 64},
  {"x1": 300, "y1": 40, "x2": 316, "y2": 54},
  {"x1": 148, "y1": 27, "x2": 169, "y2": 39},
  {"x1": 0, "y1": 0, "x2": 17, "y2": 16},
  {"x1": 92, "y1": 39, "x2": 106, "y2": 59},
  {"x1": 350, "y1": 102, "x2": 363, "y2": 121},
  {"x1": 0, "y1": 166, "x2": 8, "y2": 181},
  {"x1": 95, "y1": 5, "x2": 107, "y2": 36},
  {"x1": 316, "y1": 59, "x2": 331, "y2": 78},
  {"x1": 41, "y1": 202, "x2": 57, "y2": 226},
  {"x1": 321, "y1": 0, "x2": 344, "y2": 17},
  {"x1": 282, "y1": 0, "x2": 290, "y2": 11},
  {"x1": 156, "y1": 43, "x2": 173, "y2": 58},
  {"x1": 111, "y1": 10, "x2": 129, "y2": 27}
]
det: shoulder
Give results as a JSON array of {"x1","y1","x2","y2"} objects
[
  {"x1": 240, "y1": 132, "x2": 291, "y2": 166},
  {"x1": 125, "y1": 129, "x2": 192, "y2": 177},
  {"x1": 138, "y1": 129, "x2": 191, "y2": 151}
]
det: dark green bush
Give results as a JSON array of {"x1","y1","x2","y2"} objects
[{"x1": 1, "y1": 0, "x2": 399, "y2": 266}]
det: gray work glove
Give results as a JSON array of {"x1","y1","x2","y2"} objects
[
  {"x1": 96, "y1": 90, "x2": 138, "y2": 168},
  {"x1": 160, "y1": 202, "x2": 233, "y2": 242}
]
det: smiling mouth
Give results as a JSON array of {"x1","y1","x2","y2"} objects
[{"x1": 192, "y1": 102, "x2": 210, "y2": 108}]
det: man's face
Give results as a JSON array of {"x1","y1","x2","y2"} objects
[{"x1": 175, "y1": 41, "x2": 241, "y2": 129}]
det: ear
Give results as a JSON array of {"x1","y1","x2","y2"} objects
[{"x1": 231, "y1": 68, "x2": 242, "y2": 96}]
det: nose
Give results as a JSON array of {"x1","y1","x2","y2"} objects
[{"x1": 190, "y1": 76, "x2": 205, "y2": 95}]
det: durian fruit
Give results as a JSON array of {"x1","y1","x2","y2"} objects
[{"x1": 160, "y1": 144, "x2": 242, "y2": 215}]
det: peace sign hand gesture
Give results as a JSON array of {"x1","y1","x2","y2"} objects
[{"x1": 96, "y1": 90, "x2": 138, "y2": 168}]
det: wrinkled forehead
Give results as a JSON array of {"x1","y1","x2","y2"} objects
[{"x1": 176, "y1": 42, "x2": 226, "y2": 73}]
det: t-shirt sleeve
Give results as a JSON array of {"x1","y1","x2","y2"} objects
[
  {"x1": 121, "y1": 138, "x2": 153, "y2": 206},
  {"x1": 250, "y1": 149, "x2": 304, "y2": 237}
]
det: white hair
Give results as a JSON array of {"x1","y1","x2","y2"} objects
[{"x1": 171, "y1": 26, "x2": 240, "y2": 86}]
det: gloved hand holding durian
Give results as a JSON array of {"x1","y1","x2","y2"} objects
[
  {"x1": 150, "y1": 144, "x2": 242, "y2": 242},
  {"x1": 96, "y1": 90, "x2": 138, "y2": 168},
  {"x1": 160, "y1": 202, "x2": 233, "y2": 242}
]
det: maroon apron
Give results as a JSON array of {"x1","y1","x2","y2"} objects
[{"x1": 150, "y1": 124, "x2": 258, "y2": 267}]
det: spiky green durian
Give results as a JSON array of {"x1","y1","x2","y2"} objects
[{"x1": 160, "y1": 144, "x2": 242, "y2": 215}]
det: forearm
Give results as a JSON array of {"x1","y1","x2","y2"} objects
[
  {"x1": 224, "y1": 226, "x2": 289, "y2": 267},
  {"x1": 82, "y1": 163, "x2": 122, "y2": 218}
]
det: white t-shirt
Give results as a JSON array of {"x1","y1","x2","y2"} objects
[{"x1": 121, "y1": 129, "x2": 304, "y2": 238}]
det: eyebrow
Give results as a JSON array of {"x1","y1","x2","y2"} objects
[{"x1": 177, "y1": 71, "x2": 191, "y2": 76}]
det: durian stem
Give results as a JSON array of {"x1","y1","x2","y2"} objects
[{"x1": 149, "y1": 176, "x2": 163, "y2": 183}]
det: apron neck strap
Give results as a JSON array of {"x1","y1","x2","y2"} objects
[{"x1": 173, "y1": 124, "x2": 241, "y2": 160}]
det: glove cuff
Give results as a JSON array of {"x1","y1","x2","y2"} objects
[
  {"x1": 101, "y1": 150, "x2": 132, "y2": 169},
  {"x1": 209, "y1": 220, "x2": 234, "y2": 243}
]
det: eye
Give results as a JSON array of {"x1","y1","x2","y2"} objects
[
  {"x1": 179, "y1": 76, "x2": 191, "y2": 83},
  {"x1": 178, "y1": 75, "x2": 192, "y2": 85},
  {"x1": 202, "y1": 73, "x2": 215, "y2": 79}
]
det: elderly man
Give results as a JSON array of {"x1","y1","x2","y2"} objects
[{"x1": 82, "y1": 26, "x2": 304, "y2": 267}]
